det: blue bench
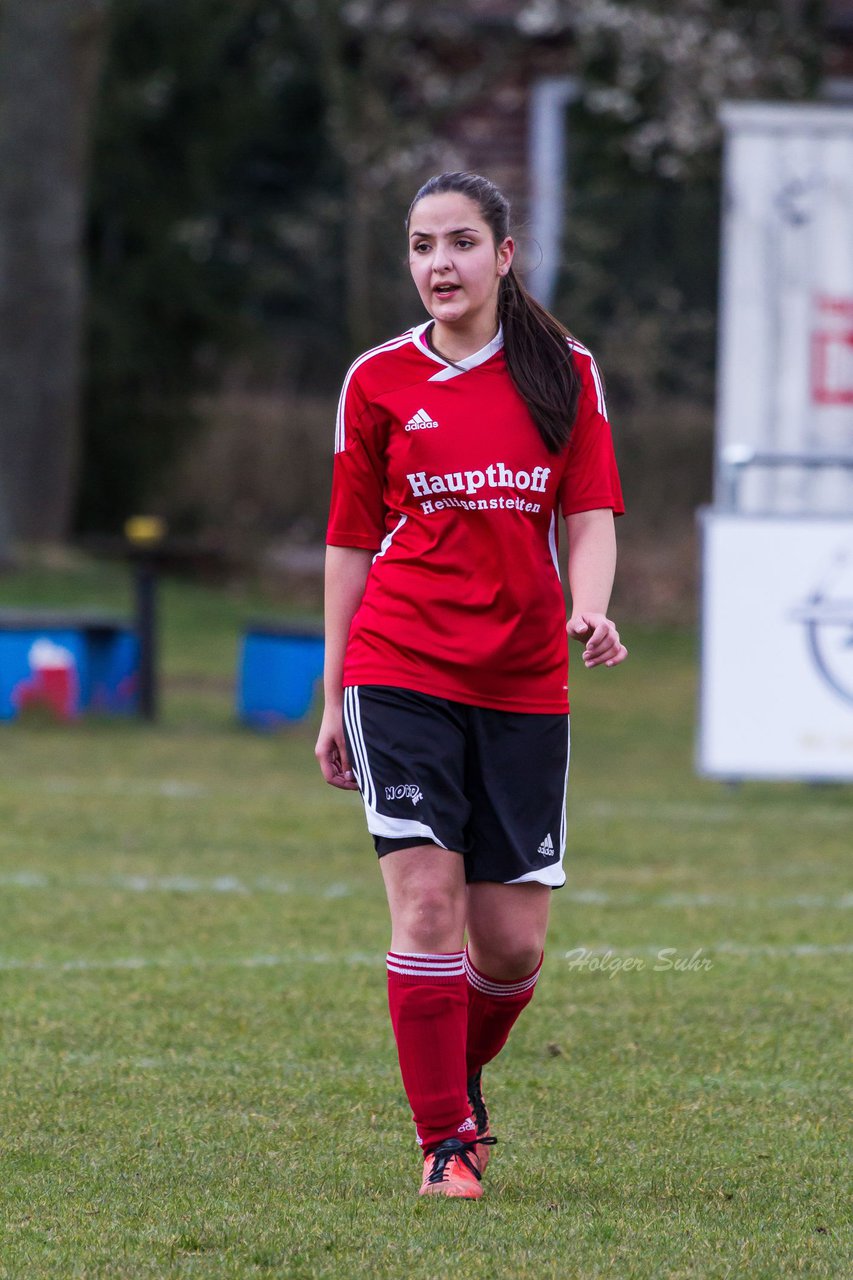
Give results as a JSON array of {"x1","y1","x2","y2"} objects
[
  {"x1": 0, "y1": 610, "x2": 139, "y2": 721},
  {"x1": 238, "y1": 622, "x2": 325, "y2": 728}
]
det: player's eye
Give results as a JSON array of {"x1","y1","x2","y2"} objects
[
  {"x1": 456, "y1": 239, "x2": 474, "y2": 249},
  {"x1": 413, "y1": 242, "x2": 431, "y2": 253}
]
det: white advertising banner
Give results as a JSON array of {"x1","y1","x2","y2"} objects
[
  {"x1": 716, "y1": 103, "x2": 853, "y2": 514},
  {"x1": 698, "y1": 510, "x2": 853, "y2": 779}
]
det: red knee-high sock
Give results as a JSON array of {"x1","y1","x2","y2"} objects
[
  {"x1": 464, "y1": 947, "x2": 543, "y2": 1077},
  {"x1": 386, "y1": 951, "x2": 476, "y2": 1152}
]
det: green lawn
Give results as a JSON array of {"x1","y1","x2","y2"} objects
[{"x1": 0, "y1": 563, "x2": 850, "y2": 1279}]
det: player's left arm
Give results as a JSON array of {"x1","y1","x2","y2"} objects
[{"x1": 564, "y1": 507, "x2": 628, "y2": 669}]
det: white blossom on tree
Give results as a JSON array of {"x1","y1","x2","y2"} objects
[{"x1": 517, "y1": 0, "x2": 814, "y2": 176}]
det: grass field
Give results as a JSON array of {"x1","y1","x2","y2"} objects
[{"x1": 0, "y1": 562, "x2": 850, "y2": 1279}]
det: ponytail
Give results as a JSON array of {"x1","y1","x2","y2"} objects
[
  {"x1": 498, "y1": 267, "x2": 581, "y2": 454},
  {"x1": 407, "y1": 171, "x2": 583, "y2": 454}
]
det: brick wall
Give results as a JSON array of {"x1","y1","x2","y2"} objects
[{"x1": 437, "y1": 37, "x2": 576, "y2": 228}]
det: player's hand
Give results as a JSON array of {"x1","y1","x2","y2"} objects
[
  {"x1": 567, "y1": 613, "x2": 628, "y2": 668},
  {"x1": 315, "y1": 705, "x2": 359, "y2": 790}
]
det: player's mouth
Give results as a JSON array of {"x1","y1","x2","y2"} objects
[{"x1": 433, "y1": 283, "x2": 461, "y2": 298}]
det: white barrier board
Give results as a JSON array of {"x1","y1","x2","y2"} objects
[
  {"x1": 698, "y1": 510, "x2": 853, "y2": 779},
  {"x1": 716, "y1": 103, "x2": 853, "y2": 515}
]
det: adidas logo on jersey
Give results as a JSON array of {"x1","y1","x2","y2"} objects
[
  {"x1": 538, "y1": 833, "x2": 556, "y2": 858},
  {"x1": 405, "y1": 408, "x2": 440, "y2": 431}
]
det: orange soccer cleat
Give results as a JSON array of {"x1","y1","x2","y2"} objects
[{"x1": 419, "y1": 1137, "x2": 494, "y2": 1198}]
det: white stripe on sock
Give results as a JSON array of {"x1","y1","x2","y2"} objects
[
  {"x1": 387, "y1": 950, "x2": 466, "y2": 978},
  {"x1": 386, "y1": 961, "x2": 465, "y2": 978},
  {"x1": 465, "y1": 969, "x2": 540, "y2": 997},
  {"x1": 463, "y1": 951, "x2": 541, "y2": 997},
  {"x1": 389, "y1": 951, "x2": 466, "y2": 962}
]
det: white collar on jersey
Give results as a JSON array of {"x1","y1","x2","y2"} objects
[{"x1": 411, "y1": 321, "x2": 504, "y2": 382}]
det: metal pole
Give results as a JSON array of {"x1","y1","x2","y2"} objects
[
  {"x1": 528, "y1": 76, "x2": 580, "y2": 308},
  {"x1": 125, "y1": 516, "x2": 166, "y2": 722},
  {"x1": 135, "y1": 555, "x2": 157, "y2": 721}
]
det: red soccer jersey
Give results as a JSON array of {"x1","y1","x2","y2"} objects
[{"x1": 326, "y1": 322, "x2": 624, "y2": 713}]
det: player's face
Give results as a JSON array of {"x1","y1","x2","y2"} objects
[{"x1": 408, "y1": 193, "x2": 514, "y2": 335}]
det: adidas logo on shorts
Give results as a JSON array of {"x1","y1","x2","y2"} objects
[{"x1": 537, "y1": 833, "x2": 556, "y2": 858}]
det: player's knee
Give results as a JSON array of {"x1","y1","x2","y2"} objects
[
  {"x1": 472, "y1": 939, "x2": 543, "y2": 981},
  {"x1": 401, "y1": 890, "x2": 462, "y2": 952}
]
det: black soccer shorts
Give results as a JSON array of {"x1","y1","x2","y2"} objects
[{"x1": 342, "y1": 684, "x2": 570, "y2": 887}]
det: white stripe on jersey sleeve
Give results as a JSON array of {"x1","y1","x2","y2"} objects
[
  {"x1": 334, "y1": 331, "x2": 414, "y2": 454},
  {"x1": 568, "y1": 339, "x2": 608, "y2": 421}
]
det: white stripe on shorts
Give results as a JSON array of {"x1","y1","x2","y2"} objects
[
  {"x1": 344, "y1": 686, "x2": 448, "y2": 848},
  {"x1": 559, "y1": 716, "x2": 570, "y2": 858},
  {"x1": 343, "y1": 686, "x2": 375, "y2": 809},
  {"x1": 505, "y1": 717, "x2": 570, "y2": 887}
]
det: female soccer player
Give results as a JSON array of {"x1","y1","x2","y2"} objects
[{"x1": 315, "y1": 171, "x2": 626, "y2": 1199}]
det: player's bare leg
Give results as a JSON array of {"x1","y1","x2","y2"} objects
[
  {"x1": 464, "y1": 881, "x2": 552, "y2": 1167},
  {"x1": 466, "y1": 880, "x2": 551, "y2": 979},
  {"x1": 381, "y1": 843, "x2": 466, "y2": 954},
  {"x1": 381, "y1": 845, "x2": 485, "y2": 1196}
]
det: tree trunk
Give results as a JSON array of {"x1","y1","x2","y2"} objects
[{"x1": 0, "y1": 0, "x2": 108, "y2": 545}]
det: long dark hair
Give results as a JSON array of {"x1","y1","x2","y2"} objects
[{"x1": 406, "y1": 171, "x2": 582, "y2": 453}]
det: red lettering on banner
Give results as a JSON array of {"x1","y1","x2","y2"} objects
[{"x1": 812, "y1": 296, "x2": 853, "y2": 405}]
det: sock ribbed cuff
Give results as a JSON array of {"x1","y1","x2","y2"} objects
[
  {"x1": 387, "y1": 950, "x2": 466, "y2": 981},
  {"x1": 463, "y1": 947, "x2": 543, "y2": 997}
]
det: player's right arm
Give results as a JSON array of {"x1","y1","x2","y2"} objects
[
  {"x1": 315, "y1": 546, "x2": 373, "y2": 789},
  {"x1": 317, "y1": 356, "x2": 387, "y2": 788}
]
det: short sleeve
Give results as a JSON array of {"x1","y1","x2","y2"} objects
[
  {"x1": 558, "y1": 345, "x2": 625, "y2": 518},
  {"x1": 326, "y1": 365, "x2": 387, "y2": 550}
]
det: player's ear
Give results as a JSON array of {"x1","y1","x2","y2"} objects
[{"x1": 497, "y1": 236, "x2": 514, "y2": 276}]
